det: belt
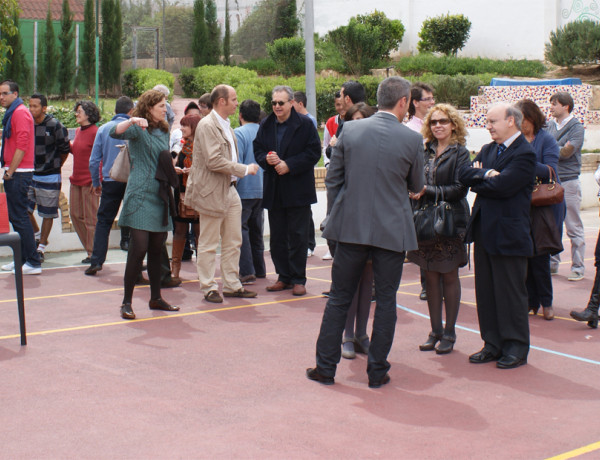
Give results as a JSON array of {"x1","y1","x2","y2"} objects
[{"x1": 230, "y1": 181, "x2": 237, "y2": 187}]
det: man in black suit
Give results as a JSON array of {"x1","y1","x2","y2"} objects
[
  {"x1": 254, "y1": 85, "x2": 321, "y2": 297},
  {"x1": 459, "y1": 103, "x2": 536, "y2": 369},
  {"x1": 306, "y1": 76, "x2": 424, "y2": 388}
]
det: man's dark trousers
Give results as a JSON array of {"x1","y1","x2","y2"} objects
[
  {"x1": 90, "y1": 181, "x2": 126, "y2": 267},
  {"x1": 268, "y1": 205, "x2": 311, "y2": 285},
  {"x1": 5, "y1": 172, "x2": 41, "y2": 267},
  {"x1": 315, "y1": 242, "x2": 405, "y2": 382},
  {"x1": 240, "y1": 198, "x2": 266, "y2": 278}
]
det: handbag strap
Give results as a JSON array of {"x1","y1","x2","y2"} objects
[{"x1": 547, "y1": 165, "x2": 557, "y2": 183}]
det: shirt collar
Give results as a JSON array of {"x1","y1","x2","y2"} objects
[
  {"x1": 212, "y1": 110, "x2": 231, "y2": 131},
  {"x1": 555, "y1": 114, "x2": 574, "y2": 130},
  {"x1": 500, "y1": 131, "x2": 521, "y2": 149}
]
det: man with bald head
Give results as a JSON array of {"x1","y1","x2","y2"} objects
[
  {"x1": 185, "y1": 84, "x2": 259, "y2": 303},
  {"x1": 459, "y1": 103, "x2": 536, "y2": 369}
]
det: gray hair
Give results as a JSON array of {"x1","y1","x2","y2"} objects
[
  {"x1": 377, "y1": 77, "x2": 411, "y2": 110},
  {"x1": 152, "y1": 84, "x2": 170, "y2": 97},
  {"x1": 272, "y1": 85, "x2": 293, "y2": 101},
  {"x1": 490, "y1": 102, "x2": 523, "y2": 129}
]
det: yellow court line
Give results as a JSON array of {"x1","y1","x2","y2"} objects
[
  {"x1": 0, "y1": 294, "x2": 325, "y2": 341},
  {"x1": 546, "y1": 441, "x2": 600, "y2": 460}
]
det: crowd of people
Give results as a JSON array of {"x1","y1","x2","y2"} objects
[{"x1": 1, "y1": 75, "x2": 599, "y2": 387}]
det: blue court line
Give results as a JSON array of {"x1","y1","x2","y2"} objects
[{"x1": 397, "y1": 303, "x2": 600, "y2": 367}]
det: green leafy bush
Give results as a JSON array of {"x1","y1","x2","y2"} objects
[
  {"x1": 238, "y1": 58, "x2": 278, "y2": 76},
  {"x1": 179, "y1": 65, "x2": 258, "y2": 97},
  {"x1": 418, "y1": 14, "x2": 472, "y2": 56},
  {"x1": 427, "y1": 74, "x2": 491, "y2": 108},
  {"x1": 267, "y1": 37, "x2": 305, "y2": 77},
  {"x1": 327, "y1": 10, "x2": 404, "y2": 76},
  {"x1": 122, "y1": 68, "x2": 175, "y2": 99},
  {"x1": 396, "y1": 55, "x2": 545, "y2": 77},
  {"x1": 545, "y1": 20, "x2": 600, "y2": 68}
]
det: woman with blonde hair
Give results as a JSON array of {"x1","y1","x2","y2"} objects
[
  {"x1": 408, "y1": 103, "x2": 470, "y2": 354},
  {"x1": 110, "y1": 90, "x2": 180, "y2": 320}
]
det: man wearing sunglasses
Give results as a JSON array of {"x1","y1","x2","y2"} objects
[{"x1": 254, "y1": 85, "x2": 321, "y2": 297}]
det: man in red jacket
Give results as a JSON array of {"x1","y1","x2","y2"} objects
[{"x1": 0, "y1": 80, "x2": 42, "y2": 274}]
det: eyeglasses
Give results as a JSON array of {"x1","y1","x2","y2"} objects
[
  {"x1": 420, "y1": 97, "x2": 435, "y2": 102},
  {"x1": 271, "y1": 100, "x2": 288, "y2": 107},
  {"x1": 429, "y1": 118, "x2": 451, "y2": 126},
  {"x1": 0, "y1": 91, "x2": 14, "y2": 96}
]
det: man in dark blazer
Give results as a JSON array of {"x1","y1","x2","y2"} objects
[
  {"x1": 459, "y1": 103, "x2": 536, "y2": 369},
  {"x1": 306, "y1": 77, "x2": 424, "y2": 388},
  {"x1": 254, "y1": 85, "x2": 321, "y2": 296}
]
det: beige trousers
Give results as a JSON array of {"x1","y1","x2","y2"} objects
[
  {"x1": 70, "y1": 184, "x2": 99, "y2": 256},
  {"x1": 196, "y1": 186, "x2": 243, "y2": 294}
]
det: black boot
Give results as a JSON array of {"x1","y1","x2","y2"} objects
[{"x1": 570, "y1": 270, "x2": 600, "y2": 328}]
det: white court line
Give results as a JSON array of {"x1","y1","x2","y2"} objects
[{"x1": 397, "y1": 303, "x2": 600, "y2": 367}]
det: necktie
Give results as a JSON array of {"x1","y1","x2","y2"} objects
[{"x1": 496, "y1": 144, "x2": 506, "y2": 157}]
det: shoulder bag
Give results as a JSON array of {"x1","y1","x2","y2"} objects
[
  {"x1": 531, "y1": 165, "x2": 564, "y2": 207},
  {"x1": 109, "y1": 144, "x2": 131, "y2": 183}
]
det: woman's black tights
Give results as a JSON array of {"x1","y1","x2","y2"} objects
[
  {"x1": 425, "y1": 268, "x2": 461, "y2": 337},
  {"x1": 123, "y1": 229, "x2": 167, "y2": 304}
]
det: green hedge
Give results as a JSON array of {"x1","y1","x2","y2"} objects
[
  {"x1": 179, "y1": 65, "x2": 259, "y2": 97},
  {"x1": 122, "y1": 69, "x2": 175, "y2": 99},
  {"x1": 396, "y1": 54, "x2": 545, "y2": 78}
]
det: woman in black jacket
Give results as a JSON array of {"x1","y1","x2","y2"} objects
[{"x1": 408, "y1": 103, "x2": 470, "y2": 354}]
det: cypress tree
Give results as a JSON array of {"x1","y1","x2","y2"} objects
[
  {"x1": 112, "y1": 0, "x2": 122, "y2": 90},
  {"x1": 38, "y1": 8, "x2": 58, "y2": 95},
  {"x1": 205, "y1": 0, "x2": 221, "y2": 65},
  {"x1": 275, "y1": 0, "x2": 299, "y2": 39},
  {"x1": 100, "y1": 0, "x2": 114, "y2": 92},
  {"x1": 4, "y1": 14, "x2": 31, "y2": 92},
  {"x1": 223, "y1": 0, "x2": 230, "y2": 65},
  {"x1": 80, "y1": 0, "x2": 95, "y2": 94},
  {"x1": 58, "y1": 0, "x2": 75, "y2": 98},
  {"x1": 192, "y1": 0, "x2": 207, "y2": 66}
]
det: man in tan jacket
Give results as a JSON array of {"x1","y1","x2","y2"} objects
[{"x1": 185, "y1": 84, "x2": 259, "y2": 303}]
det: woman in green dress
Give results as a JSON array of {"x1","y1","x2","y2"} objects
[{"x1": 110, "y1": 90, "x2": 180, "y2": 320}]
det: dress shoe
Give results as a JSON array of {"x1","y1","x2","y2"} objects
[
  {"x1": 570, "y1": 307, "x2": 599, "y2": 329},
  {"x1": 135, "y1": 275, "x2": 150, "y2": 286},
  {"x1": 305, "y1": 367, "x2": 334, "y2": 385},
  {"x1": 266, "y1": 281, "x2": 293, "y2": 291},
  {"x1": 120, "y1": 303, "x2": 135, "y2": 320},
  {"x1": 223, "y1": 288, "x2": 257, "y2": 298},
  {"x1": 469, "y1": 348, "x2": 500, "y2": 364},
  {"x1": 543, "y1": 306, "x2": 554, "y2": 320},
  {"x1": 81, "y1": 257, "x2": 92, "y2": 264},
  {"x1": 419, "y1": 332, "x2": 442, "y2": 351},
  {"x1": 161, "y1": 277, "x2": 182, "y2": 288},
  {"x1": 85, "y1": 264, "x2": 102, "y2": 276},
  {"x1": 496, "y1": 354, "x2": 527, "y2": 369},
  {"x1": 435, "y1": 334, "x2": 456, "y2": 355},
  {"x1": 149, "y1": 298, "x2": 180, "y2": 311},
  {"x1": 368, "y1": 374, "x2": 390, "y2": 388},
  {"x1": 529, "y1": 306, "x2": 539, "y2": 315},
  {"x1": 354, "y1": 335, "x2": 370, "y2": 354},
  {"x1": 292, "y1": 284, "x2": 307, "y2": 296},
  {"x1": 120, "y1": 240, "x2": 129, "y2": 251},
  {"x1": 321, "y1": 291, "x2": 330, "y2": 297},
  {"x1": 205, "y1": 290, "x2": 223, "y2": 303},
  {"x1": 341, "y1": 339, "x2": 356, "y2": 359},
  {"x1": 240, "y1": 274, "x2": 257, "y2": 285},
  {"x1": 256, "y1": 273, "x2": 266, "y2": 279},
  {"x1": 419, "y1": 289, "x2": 427, "y2": 301}
]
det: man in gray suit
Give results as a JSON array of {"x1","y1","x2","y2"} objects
[{"x1": 306, "y1": 76, "x2": 424, "y2": 388}]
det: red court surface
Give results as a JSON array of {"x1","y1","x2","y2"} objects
[{"x1": 1, "y1": 228, "x2": 600, "y2": 459}]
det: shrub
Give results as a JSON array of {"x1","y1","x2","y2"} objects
[
  {"x1": 238, "y1": 58, "x2": 278, "y2": 76},
  {"x1": 327, "y1": 11, "x2": 404, "y2": 76},
  {"x1": 122, "y1": 68, "x2": 174, "y2": 98},
  {"x1": 396, "y1": 55, "x2": 545, "y2": 78},
  {"x1": 267, "y1": 37, "x2": 305, "y2": 77},
  {"x1": 418, "y1": 14, "x2": 471, "y2": 56},
  {"x1": 545, "y1": 20, "x2": 600, "y2": 68},
  {"x1": 178, "y1": 65, "x2": 258, "y2": 97},
  {"x1": 428, "y1": 74, "x2": 491, "y2": 108}
]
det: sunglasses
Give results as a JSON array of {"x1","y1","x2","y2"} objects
[
  {"x1": 429, "y1": 118, "x2": 451, "y2": 126},
  {"x1": 271, "y1": 100, "x2": 288, "y2": 107}
]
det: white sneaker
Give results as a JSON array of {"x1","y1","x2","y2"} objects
[
  {"x1": 568, "y1": 271, "x2": 584, "y2": 281},
  {"x1": 2, "y1": 261, "x2": 14, "y2": 271},
  {"x1": 322, "y1": 251, "x2": 333, "y2": 261},
  {"x1": 307, "y1": 248, "x2": 314, "y2": 257},
  {"x1": 13, "y1": 262, "x2": 42, "y2": 275}
]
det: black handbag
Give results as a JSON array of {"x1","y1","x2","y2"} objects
[
  {"x1": 413, "y1": 188, "x2": 456, "y2": 242},
  {"x1": 530, "y1": 205, "x2": 563, "y2": 256}
]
